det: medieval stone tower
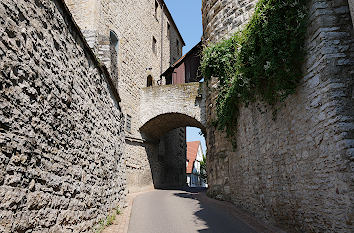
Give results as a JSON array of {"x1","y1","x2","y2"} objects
[
  {"x1": 65, "y1": 0, "x2": 188, "y2": 192},
  {"x1": 202, "y1": 0, "x2": 354, "y2": 232}
]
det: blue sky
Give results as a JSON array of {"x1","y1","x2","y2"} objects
[
  {"x1": 164, "y1": 0, "x2": 206, "y2": 154},
  {"x1": 165, "y1": 0, "x2": 203, "y2": 54}
]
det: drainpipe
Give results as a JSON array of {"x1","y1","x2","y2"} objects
[{"x1": 160, "y1": 1, "x2": 164, "y2": 84}]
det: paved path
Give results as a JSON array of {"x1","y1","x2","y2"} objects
[{"x1": 128, "y1": 189, "x2": 269, "y2": 233}]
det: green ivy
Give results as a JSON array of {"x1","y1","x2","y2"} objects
[{"x1": 201, "y1": 0, "x2": 307, "y2": 145}]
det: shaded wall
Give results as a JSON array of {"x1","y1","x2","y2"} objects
[
  {"x1": 0, "y1": 0, "x2": 126, "y2": 232},
  {"x1": 156, "y1": 129, "x2": 187, "y2": 188},
  {"x1": 203, "y1": 0, "x2": 354, "y2": 232}
]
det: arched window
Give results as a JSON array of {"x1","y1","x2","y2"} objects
[
  {"x1": 147, "y1": 75, "x2": 153, "y2": 87},
  {"x1": 110, "y1": 31, "x2": 119, "y2": 54},
  {"x1": 110, "y1": 31, "x2": 119, "y2": 86}
]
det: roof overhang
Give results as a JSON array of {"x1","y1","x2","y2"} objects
[{"x1": 159, "y1": 0, "x2": 185, "y2": 46}]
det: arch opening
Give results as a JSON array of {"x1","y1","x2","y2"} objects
[
  {"x1": 139, "y1": 112, "x2": 206, "y2": 141},
  {"x1": 139, "y1": 112, "x2": 207, "y2": 189}
]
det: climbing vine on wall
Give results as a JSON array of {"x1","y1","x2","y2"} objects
[{"x1": 201, "y1": 0, "x2": 308, "y2": 145}]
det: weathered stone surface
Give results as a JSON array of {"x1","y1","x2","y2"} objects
[
  {"x1": 64, "y1": 0, "x2": 187, "y2": 193},
  {"x1": 136, "y1": 82, "x2": 207, "y2": 189},
  {"x1": 202, "y1": 0, "x2": 258, "y2": 43},
  {"x1": 139, "y1": 83, "x2": 206, "y2": 140},
  {"x1": 0, "y1": 0, "x2": 126, "y2": 232},
  {"x1": 203, "y1": 0, "x2": 354, "y2": 232},
  {"x1": 348, "y1": 0, "x2": 354, "y2": 27}
]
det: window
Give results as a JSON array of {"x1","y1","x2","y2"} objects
[
  {"x1": 147, "y1": 75, "x2": 153, "y2": 87},
  {"x1": 126, "y1": 114, "x2": 132, "y2": 133},
  {"x1": 110, "y1": 31, "x2": 119, "y2": 54},
  {"x1": 167, "y1": 22, "x2": 170, "y2": 38},
  {"x1": 152, "y1": 37, "x2": 157, "y2": 54},
  {"x1": 110, "y1": 31, "x2": 119, "y2": 83},
  {"x1": 154, "y1": 0, "x2": 158, "y2": 19}
]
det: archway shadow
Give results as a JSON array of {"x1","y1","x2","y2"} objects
[
  {"x1": 140, "y1": 113, "x2": 206, "y2": 189},
  {"x1": 171, "y1": 188, "x2": 258, "y2": 233},
  {"x1": 140, "y1": 112, "x2": 206, "y2": 142}
]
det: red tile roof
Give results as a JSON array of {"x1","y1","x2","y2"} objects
[{"x1": 186, "y1": 141, "x2": 200, "y2": 174}]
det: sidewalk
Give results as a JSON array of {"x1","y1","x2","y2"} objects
[{"x1": 102, "y1": 191, "x2": 148, "y2": 233}]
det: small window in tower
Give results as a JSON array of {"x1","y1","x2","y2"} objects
[
  {"x1": 147, "y1": 75, "x2": 153, "y2": 87},
  {"x1": 126, "y1": 114, "x2": 132, "y2": 133},
  {"x1": 154, "y1": 0, "x2": 158, "y2": 19},
  {"x1": 110, "y1": 31, "x2": 119, "y2": 83},
  {"x1": 167, "y1": 22, "x2": 170, "y2": 38},
  {"x1": 152, "y1": 37, "x2": 157, "y2": 54}
]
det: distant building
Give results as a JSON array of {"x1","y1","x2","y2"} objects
[
  {"x1": 161, "y1": 41, "x2": 202, "y2": 84},
  {"x1": 186, "y1": 141, "x2": 207, "y2": 187}
]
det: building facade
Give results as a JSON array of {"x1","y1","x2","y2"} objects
[
  {"x1": 186, "y1": 141, "x2": 207, "y2": 188},
  {"x1": 65, "y1": 0, "x2": 187, "y2": 192},
  {"x1": 161, "y1": 41, "x2": 202, "y2": 84}
]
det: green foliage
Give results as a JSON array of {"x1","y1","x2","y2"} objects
[
  {"x1": 201, "y1": 0, "x2": 307, "y2": 144},
  {"x1": 95, "y1": 206, "x2": 121, "y2": 233},
  {"x1": 106, "y1": 214, "x2": 116, "y2": 226},
  {"x1": 200, "y1": 153, "x2": 207, "y2": 182},
  {"x1": 95, "y1": 219, "x2": 106, "y2": 233}
]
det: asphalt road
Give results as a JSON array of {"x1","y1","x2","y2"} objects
[{"x1": 127, "y1": 188, "x2": 258, "y2": 233}]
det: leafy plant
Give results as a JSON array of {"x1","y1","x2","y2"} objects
[
  {"x1": 106, "y1": 214, "x2": 116, "y2": 226},
  {"x1": 95, "y1": 206, "x2": 122, "y2": 233},
  {"x1": 201, "y1": 0, "x2": 307, "y2": 145},
  {"x1": 200, "y1": 154, "x2": 207, "y2": 183},
  {"x1": 95, "y1": 219, "x2": 106, "y2": 233}
]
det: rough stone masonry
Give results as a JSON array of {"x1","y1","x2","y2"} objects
[
  {"x1": 64, "y1": 0, "x2": 188, "y2": 193},
  {"x1": 0, "y1": 0, "x2": 126, "y2": 232},
  {"x1": 202, "y1": 0, "x2": 354, "y2": 232}
]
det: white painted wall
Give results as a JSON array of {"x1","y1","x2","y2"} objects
[{"x1": 187, "y1": 143, "x2": 208, "y2": 187}]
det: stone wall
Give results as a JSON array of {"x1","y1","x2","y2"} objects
[
  {"x1": 203, "y1": 0, "x2": 354, "y2": 232},
  {"x1": 157, "y1": 128, "x2": 187, "y2": 188},
  {"x1": 349, "y1": 0, "x2": 354, "y2": 27},
  {"x1": 0, "y1": 0, "x2": 126, "y2": 232},
  {"x1": 202, "y1": 0, "x2": 258, "y2": 43},
  {"x1": 65, "y1": 0, "x2": 186, "y2": 192}
]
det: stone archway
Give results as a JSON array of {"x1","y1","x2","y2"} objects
[
  {"x1": 139, "y1": 82, "x2": 206, "y2": 139},
  {"x1": 140, "y1": 112, "x2": 205, "y2": 140},
  {"x1": 136, "y1": 82, "x2": 206, "y2": 189}
]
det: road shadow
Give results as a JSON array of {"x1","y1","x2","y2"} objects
[{"x1": 172, "y1": 188, "x2": 259, "y2": 233}]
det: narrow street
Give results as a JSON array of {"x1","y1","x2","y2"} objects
[{"x1": 127, "y1": 189, "x2": 262, "y2": 233}]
